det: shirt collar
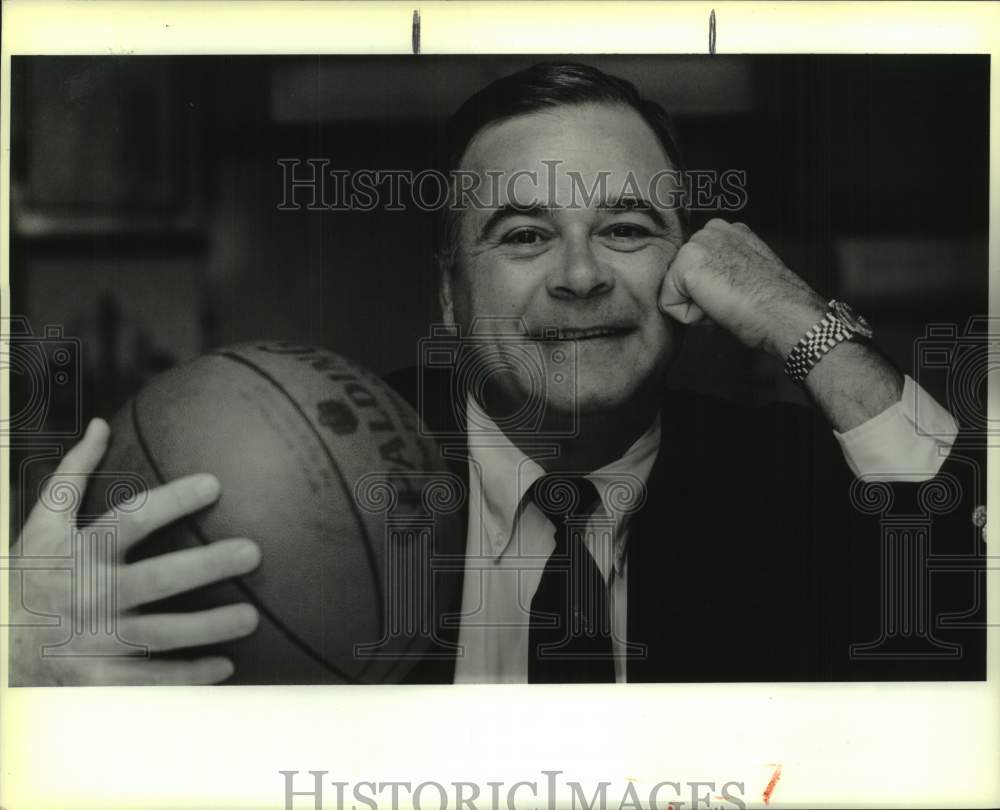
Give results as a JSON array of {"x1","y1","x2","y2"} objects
[{"x1": 465, "y1": 396, "x2": 661, "y2": 570}]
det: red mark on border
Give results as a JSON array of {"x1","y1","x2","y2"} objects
[{"x1": 762, "y1": 764, "x2": 783, "y2": 805}]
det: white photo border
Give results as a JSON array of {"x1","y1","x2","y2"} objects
[{"x1": 1, "y1": 2, "x2": 997, "y2": 808}]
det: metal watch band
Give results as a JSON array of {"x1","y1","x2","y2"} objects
[{"x1": 783, "y1": 301, "x2": 853, "y2": 385}]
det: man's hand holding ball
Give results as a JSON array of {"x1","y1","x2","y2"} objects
[{"x1": 10, "y1": 418, "x2": 262, "y2": 686}]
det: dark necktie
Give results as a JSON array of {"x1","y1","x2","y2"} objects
[{"x1": 528, "y1": 474, "x2": 615, "y2": 683}]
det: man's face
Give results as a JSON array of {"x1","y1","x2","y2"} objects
[{"x1": 442, "y1": 102, "x2": 685, "y2": 420}]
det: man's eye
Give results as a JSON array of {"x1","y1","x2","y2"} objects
[
  {"x1": 503, "y1": 229, "x2": 545, "y2": 246},
  {"x1": 607, "y1": 224, "x2": 648, "y2": 240}
]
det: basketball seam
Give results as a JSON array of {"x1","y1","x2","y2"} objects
[
  {"x1": 210, "y1": 348, "x2": 386, "y2": 680},
  {"x1": 129, "y1": 389, "x2": 363, "y2": 685}
]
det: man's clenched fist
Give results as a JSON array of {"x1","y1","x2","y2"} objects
[{"x1": 658, "y1": 217, "x2": 828, "y2": 359}]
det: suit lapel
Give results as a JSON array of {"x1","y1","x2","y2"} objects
[
  {"x1": 624, "y1": 387, "x2": 735, "y2": 681},
  {"x1": 624, "y1": 418, "x2": 674, "y2": 682}
]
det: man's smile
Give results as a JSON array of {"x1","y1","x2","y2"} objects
[{"x1": 531, "y1": 325, "x2": 637, "y2": 341}]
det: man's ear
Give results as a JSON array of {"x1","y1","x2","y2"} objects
[{"x1": 438, "y1": 265, "x2": 456, "y2": 326}]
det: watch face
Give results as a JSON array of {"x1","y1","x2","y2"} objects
[{"x1": 831, "y1": 301, "x2": 874, "y2": 339}]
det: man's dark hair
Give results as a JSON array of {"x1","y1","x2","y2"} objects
[{"x1": 435, "y1": 61, "x2": 689, "y2": 274}]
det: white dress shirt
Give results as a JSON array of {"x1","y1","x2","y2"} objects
[{"x1": 453, "y1": 375, "x2": 959, "y2": 684}]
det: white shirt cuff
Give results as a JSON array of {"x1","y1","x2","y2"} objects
[{"x1": 833, "y1": 375, "x2": 958, "y2": 481}]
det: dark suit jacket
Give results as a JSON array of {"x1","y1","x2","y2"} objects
[{"x1": 386, "y1": 366, "x2": 986, "y2": 684}]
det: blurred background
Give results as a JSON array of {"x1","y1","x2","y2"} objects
[{"x1": 8, "y1": 55, "x2": 989, "y2": 525}]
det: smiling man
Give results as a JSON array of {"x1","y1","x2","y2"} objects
[
  {"x1": 8, "y1": 61, "x2": 983, "y2": 687},
  {"x1": 391, "y1": 61, "x2": 981, "y2": 684},
  {"x1": 443, "y1": 102, "x2": 682, "y2": 469}
]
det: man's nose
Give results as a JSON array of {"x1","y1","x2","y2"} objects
[{"x1": 548, "y1": 237, "x2": 614, "y2": 300}]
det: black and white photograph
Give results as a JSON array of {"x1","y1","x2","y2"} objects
[{"x1": 1, "y1": 2, "x2": 996, "y2": 809}]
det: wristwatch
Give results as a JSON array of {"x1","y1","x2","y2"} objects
[{"x1": 783, "y1": 299, "x2": 873, "y2": 385}]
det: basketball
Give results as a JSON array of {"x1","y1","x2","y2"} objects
[{"x1": 80, "y1": 342, "x2": 465, "y2": 684}]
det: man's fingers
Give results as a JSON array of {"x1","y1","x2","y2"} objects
[
  {"x1": 659, "y1": 298, "x2": 708, "y2": 325},
  {"x1": 689, "y1": 225, "x2": 726, "y2": 248},
  {"x1": 118, "y1": 603, "x2": 260, "y2": 652},
  {"x1": 704, "y1": 217, "x2": 750, "y2": 234},
  {"x1": 94, "y1": 656, "x2": 235, "y2": 686},
  {"x1": 658, "y1": 272, "x2": 708, "y2": 324},
  {"x1": 659, "y1": 244, "x2": 708, "y2": 325},
  {"x1": 701, "y1": 218, "x2": 754, "y2": 241},
  {"x1": 118, "y1": 538, "x2": 262, "y2": 610},
  {"x1": 110, "y1": 474, "x2": 221, "y2": 555},
  {"x1": 32, "y1": 419, "x2": 110, "y2": 532},
  {"x1": 55, "y1": 418, "x2": 110, "y2": 478}
]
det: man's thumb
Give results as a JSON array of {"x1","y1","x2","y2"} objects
[{"x1": 658, "y1": 249, "x2": 706, "y2": 324}]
